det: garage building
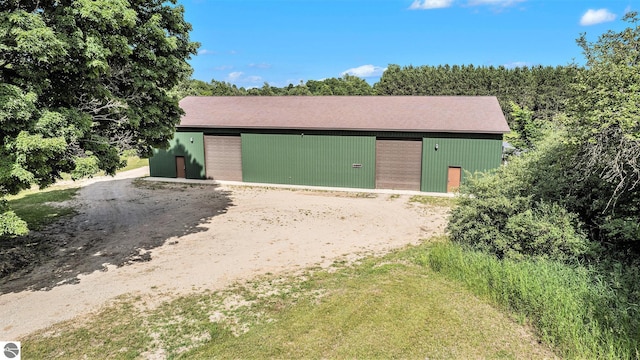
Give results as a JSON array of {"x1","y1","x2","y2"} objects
[{"x1": 149, "y1": 96, "x2": 510, "y2": 193}]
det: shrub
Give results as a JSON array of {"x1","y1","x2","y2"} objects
[
  {"x1": 448, "y1": 175, "x2": 593, "y2": 262},
  {"x1": 0, "y1": 199, "x2": 28, "y2": 237},
  {"x1": 502, "y1": 202, "x2": 592, "y2": 261},
  {"x1": 448, "y1": 131, "x2": 597, "y2": 262}
]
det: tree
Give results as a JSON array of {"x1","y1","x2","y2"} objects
[
  {"x1": 566, "y1": 12, "x2": 640, "y2": 205},
  {"x1": 504, "y1": 101, "x2": 545, "y2": 151},
  {"x1": 0, "y1": 0, "x2": 198, "y2": 236},
  {"x1": 305, "y1": 75, "x2": 373, "y2": 96},
  {"x1": 373, "y1": 63, "x2": 580, "y2": 127},
  {"x1": 447, "y1": 129, "x2": 594, "y2": 262},
  {"x1": 560, "y1": 12, "x2": 640, "y2": 250},
  {"x1": 286, "y1": 81, "x2": 311, "y2": 96},
  {"x1": 450, "y1": 13, "x2": 640, "y2": 258}
]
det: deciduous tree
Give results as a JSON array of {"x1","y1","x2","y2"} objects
[
  {"x1": 566, "y1": 12, "x2": 640, "y2": 206},
  {"x1": 0, "y1": 0, "x2": 198, "y2": 236}
]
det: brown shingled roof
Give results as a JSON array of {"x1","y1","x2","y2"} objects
[{"x1": 178, "y1": 96, "x2": 510, "y2": 134}]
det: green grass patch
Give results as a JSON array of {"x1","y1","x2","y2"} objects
[
  {"x1": 119, "y1": 155, "x2": 149, "y2": 172},
  {"x1": 59, "y1": 154, "x2": 148, "y2": 181},
  {"x1": 423, "y1": 241, "x2": 640, "y2": 359},
  {"x1": 24, "y1": 245, "x2": 556, "y2": 359},
  {"x1": 26, "y1": 297, "x2": 151, "y2": 359},
  {"x1": 409, "y1": 194, "x2": 457, "y2": 208},
  {"x1": 7, "y1": 186, "x2": 79, "y2": 230}
]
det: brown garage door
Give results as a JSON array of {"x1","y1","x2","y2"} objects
[
  {"x1": 376, "y1": 139, "x2": 422, "y2": 190},
  {"x1": 204, "y1": 135, "x2": 242, "y2": 181}
]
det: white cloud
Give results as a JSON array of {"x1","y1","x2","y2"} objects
[
  {"x1": 410, "y1": 0, "x2": 524, "y2": 11},
  {"x1": 249, "y1": 63, "x2": 272, "y2": 69},
  {"x1": 467, "y1": 0, "x2": 525, "y2": 6},
  {"x1": 580, "y1": 9, "x2": 616, "y2": 26},
  {"x1": 503, "y1": 61, "x2": 531, "y2": 68},
  {"x1": 226, "y1": 72, "x2": 262, "y2": 85},
  {"x1": 227, "y1": 72, "x2": 243, "y2": 81},
  {"x1": 197, "y1": 49, "x2": 216, "y2": 56},
  {"x1": 409, "y1": 0, "x2": 453, "y2": 10},
  {"x1": 340, "y1": 65, "x2": 386, "y2": 78}
]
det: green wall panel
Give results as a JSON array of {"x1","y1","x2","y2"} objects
[
  {"x1": 241, "y1": 133, "x2": 376, "y2": 189},
  {"x1": 421, "y1": 137, "x2": 503, "y2": 192},
  {"x1": 149, "y1": 132, "x2": 205, "y2": 179}
]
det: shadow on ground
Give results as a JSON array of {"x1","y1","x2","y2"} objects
[{"x1": 0, "y1": 178, "x2": 232, "y2": 293}]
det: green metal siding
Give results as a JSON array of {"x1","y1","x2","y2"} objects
[
  {"x1": 421, "y1": 137, "x2": 502, "y2": 192},
  {"x1": 241, "y1": 133, "x2": 376, "y2": 189},
  {"x1": 149, "y1": 132, "x2": 206, "y2": 179}
]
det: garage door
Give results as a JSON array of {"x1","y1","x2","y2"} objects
[
  {"x1": 376, "y1": 139, "x2": 422, "y2": 190},
  {"x1": 204, "y1": 135, "x2": 242, "y2": 181}
]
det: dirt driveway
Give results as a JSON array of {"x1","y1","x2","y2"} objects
[{"x1": 0, "y1": 168, "x2": 449, "y2": 339}]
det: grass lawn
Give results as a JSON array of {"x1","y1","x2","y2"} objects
[
  {"x1": 6, "y1": 186, "x2": 79, "y2": 231},
  {"x1": 23, "y1": 242, "x2": 556, "y2": 359},
  {"x1": 118, "y1": 155, "x2": 148, "y2": 172}
]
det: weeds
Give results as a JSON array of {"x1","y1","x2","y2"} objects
[
  {"x1": 118, "y1": 156, "x2": 148, "y2": 172},
  {"x1": 132, "y1": 179, "x2": 173, "y2": 190},
  {"x1": 409, "y1": 195, "x2": 456, "y2": 208},
  {"x1": 423, "y1": 242, "x2": 640, "y2": 359},
  {"x1": 7, "y1": 187, "x2": 79, "y2": 231}
]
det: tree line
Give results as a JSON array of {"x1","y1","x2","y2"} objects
[{"x1": 176, "y1": 64, "x2": 581, "y2": 130}]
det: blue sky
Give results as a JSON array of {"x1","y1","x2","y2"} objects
[{"x1": 180, "y1": 0, "x2": 637, "y2": 88}]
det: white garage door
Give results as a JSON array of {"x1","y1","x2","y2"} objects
[{"x1": 204, "y1": 135, "x2": 242, "y2": 181}]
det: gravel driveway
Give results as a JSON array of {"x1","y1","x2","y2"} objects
[{"x1": 0, "y1": 168, "x2": 448, "y2": 339}]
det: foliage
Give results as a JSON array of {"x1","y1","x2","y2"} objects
[
  {"x1": 408, "y1": 194, "x2": 457, "y2": 208},
  {"x1": 448, "y1": 131, "x2": 595, "y2": 262},
  {"x1": 175, "y1": 64, "x2": 578, "y2": 134},
  {"x1": 450, "y1": 14, "x2": 640, "y2": 259},
  {"x1": 564, "y1": 12, "x2": 640, "y2": 223},
  {"x1": 179, "y1": 64, "x2": 578, "y2": 132},
  {"x1": 306, "y1": 74, "x2": 374, "y2": 95},
  {"x1": 504, "y1": 101, "x2": 546, "y2": 151},
  {"x1": 6, "y1": 186, "x2": 79, "y2": 231},
  {"x1": 0, "y1": 203, "x2": 28, "y2": 237},
  {"x1": 425, "y1": 242, "x2": 640, "y2": 359},
  {"x1": 0, "y1": 0, "x2": 198, "y2": 235},
  {"x1": 1, "y1": 186, "x2": 79, "y2": 276},
  {"x1": 174, "y1": 74, "x2": 375, "y2": 97},
  {"x1": 70, "y1": 154, "x2": 100, "y2": 181},
  {"x1": 171, "y1": 79, "x2": 246, "y2": 98},
  {"x1": 373, "y1": 63, "x2": 581, "y2": 126}
]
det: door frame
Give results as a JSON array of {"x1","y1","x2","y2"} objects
[
  {"x1": 176, "y1": 156, "x2": 186, "y2": 178},
  {"x1": 447, "y1": 166, "x2": 461, "y2": 192}
]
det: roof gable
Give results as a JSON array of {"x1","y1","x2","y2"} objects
[{"x1": 178, "y1": 96, "x2": 510, "y2": 134}]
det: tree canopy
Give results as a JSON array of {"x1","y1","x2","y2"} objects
[
  {"x1": 448, "y1": 12, "x2": 640, "y2": 261},
  {"x1": 177, "y1": 74, "x2": 375, "y2": 98},
  {"x1": 566, "y1": 12, "x2": 640, "y2": 205},
  {"x1": 182, "y1": 64, "x2": 579, "y2": 143},
  {"x1": 0, "y1": 0, "x2": 198, "y2": 236}
]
